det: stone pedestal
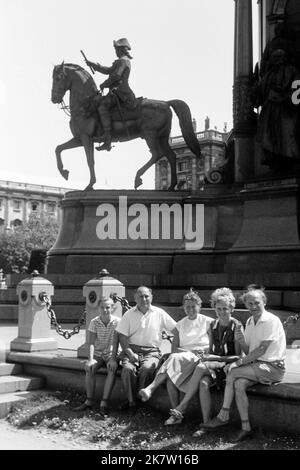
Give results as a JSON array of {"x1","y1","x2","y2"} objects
[
  {"x1": 45, "y1": 182, "x2": 300, "y2": 277},
  {"x1": 10, "y1": 272, "x2": 58, "y2": 352},
  {"x1": 77, "y1": 269, "x2": 125, "y2": 358},
  {"x1": 46, "y1": 190, "x2": 208, "y2": 274}
]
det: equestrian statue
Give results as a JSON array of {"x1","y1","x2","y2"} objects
[{"x1": 51, "y1": 38, "x2": 202, "y2": 191}]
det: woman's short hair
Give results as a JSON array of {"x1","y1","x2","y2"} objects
[
  {"x1": 241, "y1": 284, "x2": 267, "y2": 304},
  {"x1": 183, "y1": 287, "x2": 202, "y2": 305},
  {"x1": 210, "y1": 287, "x2": 236, "y2": 309}
]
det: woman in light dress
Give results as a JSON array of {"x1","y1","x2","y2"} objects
[{"x1": 139, "y1": 288, "x2": 212, "y2": 424}]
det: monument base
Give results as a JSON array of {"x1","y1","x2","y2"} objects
[{"x1": 46, "y1": 182, "x2": 300, "y2": 276}]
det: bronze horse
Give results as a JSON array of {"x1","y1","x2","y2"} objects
[{"x1": 51, "y1": 63, "x2": 202, "y2": 190}]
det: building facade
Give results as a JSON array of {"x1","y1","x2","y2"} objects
[
  {"x1": 0, "y1": 180, "x2": 75, "y2": 231},
  {"x1": 155, "y1": 118, "x2": 228, "y2": 191}
]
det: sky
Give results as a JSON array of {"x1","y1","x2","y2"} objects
[{"x1": 0, "y1": 0, "x2": 258, "y2": 191}]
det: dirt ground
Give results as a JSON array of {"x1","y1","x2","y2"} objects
[{"x1": 2, "y1": 389, "x2": 300, "y2": 452}]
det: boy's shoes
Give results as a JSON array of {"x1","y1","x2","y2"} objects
[
  {"x1": 73, "y1": 402, "x2": 92, "y2": 412},
  {"x1": 99, "y1": 406, "x2": 109, "y2": 419}
]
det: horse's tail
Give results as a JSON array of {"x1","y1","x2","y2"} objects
[{"x1": 168, "y1": 100, "x2": 202, "y2": 159}]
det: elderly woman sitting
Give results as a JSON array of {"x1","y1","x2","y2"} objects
[{"x1": 139, "y1": 288, "x2": 213, "y2": 425}]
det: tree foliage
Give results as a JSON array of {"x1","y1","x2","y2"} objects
[{"x1": 0, "y1": 211, "x2": 59, "y2": 273}]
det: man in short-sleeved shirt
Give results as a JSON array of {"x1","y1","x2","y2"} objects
[
  {"x1": 116, "y1": 286, "x2": 176, "y2": 410},
  {"x1": 244, "y1": 309, "x2": 286, "y2": 362},
  {"x1": 203, "y1": 288, "x2": 286, "y2": 442}
]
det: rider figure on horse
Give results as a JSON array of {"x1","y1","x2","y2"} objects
[{"x1": 85, "y1": 38, "x2": 137, "y2": 151}]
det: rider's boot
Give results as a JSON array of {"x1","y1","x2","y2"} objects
[{"x1": 96, "y1": 108, "x2": 112, "y2": 152}]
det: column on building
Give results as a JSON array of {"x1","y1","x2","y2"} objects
[
  {"x1": 191, "y1": 156, "x2": 197, "y2": 190},
  {"x1": 233, "y1": 0, "x2": 255, "y2": 182},
  {"x1": 4, "y1": 196, "x2": 9, "y2": 229},
  {"x1": 258, "y1": 0, "x2": 277, "y2": 56},
  {"x1": 23, "y1": 197, "x2": 28, "y2": 223}
]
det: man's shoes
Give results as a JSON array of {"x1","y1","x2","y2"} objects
[
  {"x1": 118, "y1": 400, "x2": 137, "y2": 412},
  {"x1": 73, "y1": 402, "x2": 92, "y2": 412},
  {"x1": 231, "y1": 429, "x2": 253, "y2": 443},
  {"x1": 201, "y1": 416, "x2": 229, "y2": 429}
]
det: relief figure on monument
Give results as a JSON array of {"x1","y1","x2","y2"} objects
[
  {"x1": 51, "y1": 39, "x2": 202, "y2": 191},
  {"x1": 252, "y1": 47, "x2": 300, "y2": 172}
]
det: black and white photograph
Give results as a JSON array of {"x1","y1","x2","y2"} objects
[{"x1": 0, "y1": 0, "x2": 300, "y2": 454}]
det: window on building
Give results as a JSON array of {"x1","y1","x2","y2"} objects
[
  {"x1": 0, "y1": 218, "x2": 4, "y2": 233},
  {"x1": 178, "y1": 161, "x2": 188, "y2": 172},
  {"x1": 13, "y1": 200, "x2": 21, "y2": 211},
  {"x1": 0, "y1": 200, "x2": 2, "y2": 209},
  {"x1": 31, "y1": 202, "x2": 39, "y2": 211},
  {"x1": 47, "y1": 202, "x2": 56, "y2": 213}
]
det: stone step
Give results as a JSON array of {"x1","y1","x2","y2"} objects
[
  {"x1": 0, "y1": 390, "x2": 40, "y2": 419},
  {"x1": 0, "y1": 363, "x2": 23, "y2": 376},
  {"x1": 0, "y1": 375, "x2": 44, "y2": 394}
]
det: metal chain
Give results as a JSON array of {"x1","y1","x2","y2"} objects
[
  {"x1": 282, "y1": 313, "x2": 300, "y2": 330},
  {"x1": 110, "y1": 293, "x2": 131, "y2": 314},
  {"x1": 41, "y1": 293, "x2": 86, "y2": 339},
  {"x1": 161, "y1": 330, "x2": 174, "y2": 344}
]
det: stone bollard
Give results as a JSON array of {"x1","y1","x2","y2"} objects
[
  {"x1": 77, "y1": 268, "x2": 125, "y2": 358},
  {"x1": 10, "y1": 271, "x2": 58, "y2": 352}
]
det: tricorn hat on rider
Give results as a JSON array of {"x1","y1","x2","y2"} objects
[{"x1": 113, "y1": 38, "x2": 131, "y2": 50}]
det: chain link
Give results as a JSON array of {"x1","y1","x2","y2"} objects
[
  {"x1": 110, "y1": 293, "x2": 131, "y2": 314},
  {"x1": 282, "y1": 313, "x2": 300, "y2": 330},
  {"x1": 41, "y1": 293, "x2": 86, "y2": 339}
]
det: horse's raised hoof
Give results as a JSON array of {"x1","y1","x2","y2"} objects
[
  {"x1": 134, "y1": 177, "x2": 143, "y2": 189},
  {"x1": 60, "y1": 169, "x2": 69, "y2": 180}
]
